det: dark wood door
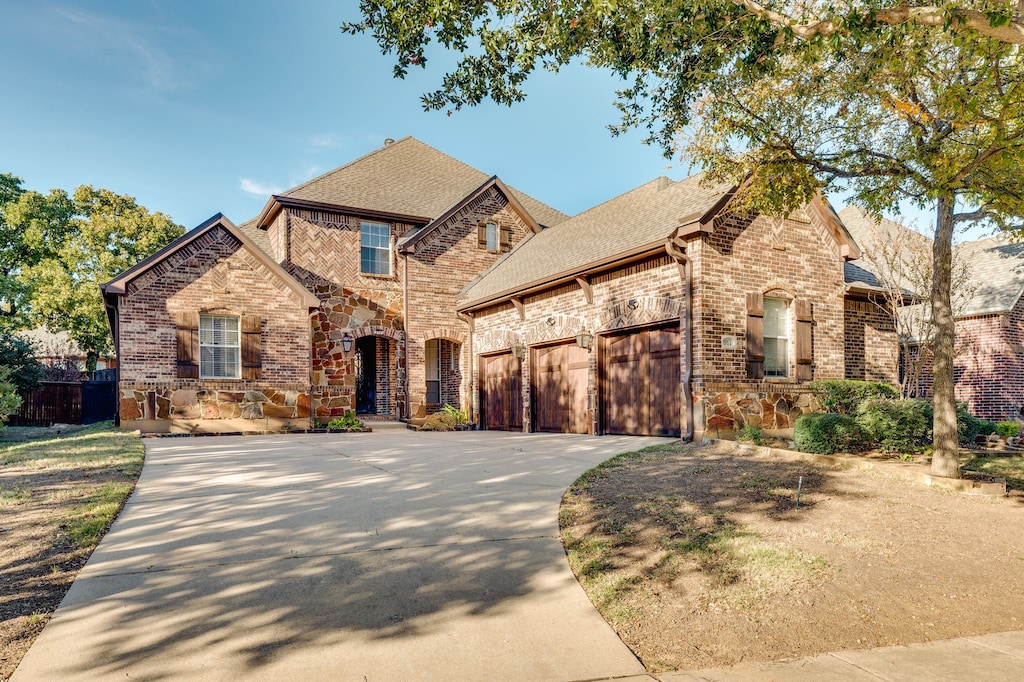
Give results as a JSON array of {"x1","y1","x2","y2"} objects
[
  {"x1": 480, "y1": 352, "x2": 522, "y2": 431},
  {"x1": 532, "y1": 343, "x2": 590, "y2": 433},
  {"x1": 601, "y1": 325, "x2": 680, "y2": 436}
]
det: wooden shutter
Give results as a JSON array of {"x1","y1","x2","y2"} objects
[
  {"x1": 241, "y1": 315, "x2": 262, "y2": 380},
  {"x1": 477, "y1": 223, "x2": 488, "y2": 247},
  {"x1": 175, "y1": 312, "x2": 199, "y2": 379},
  {"x1": 499, "y1": 225, "x2": 512, "y2": 251},
  {"x1": 795, "y1": 299, "x2": 813, "y2": 381},
  {"x1": 746, "y1": 292, "x2": 764, "y2": 380}
]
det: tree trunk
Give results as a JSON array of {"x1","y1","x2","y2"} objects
[{"x1": 930, "y1": 197, "x2": 960, "y2": 478}]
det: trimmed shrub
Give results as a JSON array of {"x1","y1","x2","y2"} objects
[
  {"x1": 956, "y1": 407, "x2": 986, "y2": 446},
  {"x1": 977, "y1": 420, "x2": 998, "y2": 436},
  {"x1": 996, "y1": 421, "x2": 1021, "y2": 437},
  {"x1": 794, "y1": 413, "x2": 862, "y2": 454},
  {"x1": 326, "y1": 410, "x2": 364, "y2": 430},
  {"x1": 809, "y1": 380, "x2": 898, "y2": 415},
  {"x1": 855, "y1": 398, "x2": 929, "y2": 454}
]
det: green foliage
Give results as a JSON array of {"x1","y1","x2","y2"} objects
[
  {"x1": 0, "y1": 333, "x2": 43, "y2": 396},
  {"x1": 963, "y1": 456, "x2": 1024, "y2": 491},
  {"x1": 326, "y1": 410, "x2": 364, "y2": 430},
  {"x1": 739, "y1": 423, "x2": 764, "y2": 445},
  {"x1": 0, "y1": 367, "x2": 22, "y2": 428},
  {"x1": 996, "y1": 421, "x2": 1021, "y2": 437},
  {"x1": 956, "y1": 408, "x2": 987, "y2": 445},
  {"x1": 855, "y1": 399, "x2": 930, "y2": 454},
  {"x1": 0, "y1": 179, "x2": 184, "y2": 366},
  {"x1": 439, "y1": 403, "x2": 468, "y2": 425},
  {"x1": 978, "y1": 420, "x2": 998, "y2": 436},
  {"x1": 809, "y1": 380, "x2": 899, "y2": 415},
  {"x1": 793, "y1": 413, "x2": 862, "y2": 455}
]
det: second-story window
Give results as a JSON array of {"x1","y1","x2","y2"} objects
[
  {"x1": 360, "y1": 221, "x2": 391, "y2": 275},
  {"x1": 485, "y1": 221, "x2": 498, "y2": 252}
]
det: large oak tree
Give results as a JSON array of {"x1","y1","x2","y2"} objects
[{"x1": 345, "y1": 0, "x2": 1024, "y2": 477}]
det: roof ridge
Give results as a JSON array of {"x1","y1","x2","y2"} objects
[{"x1": 281, "y1": 136, "x2": 417, "y2": 197}]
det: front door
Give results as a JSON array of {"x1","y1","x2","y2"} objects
[{"x1": 356, "y1": 336, "x2": 377, "y2": 413}]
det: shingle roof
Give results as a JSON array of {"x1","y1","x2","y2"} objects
[
  {"x1": 235, "y1": 217, "x2": 272, "y2": 257},
  {"x1": 460, "y1": 174, "x2": 733, "y2": 307},
  {"x1": 840, "y1": 205, "x2": 1024, "y2": 317},
  {"x1": 956, "y1": 234, "x2": 1024, "y2": 316},
  {"x1": 839, "y1": 205, "x2": 931, "y2": 293},
  {"x1": 279, "y1": 137, "x2": 567, "y2": 229}
]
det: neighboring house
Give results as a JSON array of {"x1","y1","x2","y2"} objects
[
  {"x1": 457, "y1": 175, "x2": 861, "y2": 437},
  {"x1": 17, "y1": 326, "x2": 116, "y2": 377},
  {"x1": 839, "y1": 205, "x2": 1024, "y2": 422},
  {"x1": 101, "y1": 137, "x2": 566, "y2": 432}
]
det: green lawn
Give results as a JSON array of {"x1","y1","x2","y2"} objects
[{"x1": 962, "y1": 456, "x2": 1024, "y2": 491}]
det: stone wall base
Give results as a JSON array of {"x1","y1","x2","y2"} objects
[
  {"x1": 123, "y1": 416, "x2": 312, "y2": 435},
  {"x1": 701, "y1": 389, "x2": 819, "y2": 432},
  {"x1": 119, "y1": 385, "x2": 311, "y2": 426}
]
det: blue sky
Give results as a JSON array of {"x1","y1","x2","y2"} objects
[{"x1": 0, "y1": 1, "x2": 973, "y2": 240}]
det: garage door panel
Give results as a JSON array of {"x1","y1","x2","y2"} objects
[
  {"x1": 532, "y1": 343, "x2": 590, "y2": 434},
  {"x1": 601, "y1": 325, "x2": 680, "y2": 437},
  {"x1": 481, "y1": 353, "x2": 522, "y2": 431}
]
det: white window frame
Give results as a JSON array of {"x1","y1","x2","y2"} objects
[
  {"x1": 425, "y1": 339, "x2": 441, "y2": 405},
  {"x1": 360, "y1": 221, "x2": 392, "y2": 275},
  {"x1": 199, "y1": 314, "x2": 241, "y2": 379},
  {"x1": 763, "y1": 297, "x2": 790, "y2": 378}
]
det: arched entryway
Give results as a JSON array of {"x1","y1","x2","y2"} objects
[
  {"x1": 354, "y1": 334, "x2": 398, "y2": 416},
  {"x1": 424, "y1": 338, "x2": 462, "y2": 410}
]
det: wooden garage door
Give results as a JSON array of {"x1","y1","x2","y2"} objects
[
  {"x1": 532, "y1": 343, "x2": 590, "y2": 433},
  {"x1": 602, "y1": 325, "x2": 680, "y2": 436},
  {"x1": 479, "y1": 352, "x2": 522, "y2": 431}
]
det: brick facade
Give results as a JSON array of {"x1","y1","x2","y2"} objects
[
  {"x1": 404, "y1": 187, "x2": 534, "y2": 416},
  {"x1": 116, "y1": 225, "x2": 312, "y2": 430},
  {"x1": 951, "y1": 300, "x2": 1024, "y2": 420},
  {"x1": 843, "y1": 297, "x2": 900, "y2": 384},
  {"x1": 467, "y1": 207, "x2": 850, "y2": 435}
]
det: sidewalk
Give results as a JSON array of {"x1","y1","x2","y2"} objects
[{"x1": 657, "y1": 630, "x2": 1024, "y2": 681}]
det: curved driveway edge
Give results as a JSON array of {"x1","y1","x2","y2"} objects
[{"x1": 13, "y1": 430, "x2": 674, "y2": 681}]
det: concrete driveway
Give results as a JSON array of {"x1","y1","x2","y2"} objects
[{"x1": 13, "y1": 429, "x2": 674, "y2": 681}]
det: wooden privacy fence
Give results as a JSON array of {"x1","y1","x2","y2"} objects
[{"x1": 10, "y1": 382, "x2": 82, "y2": 426}]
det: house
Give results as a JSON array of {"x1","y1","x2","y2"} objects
[
  {"x1": 839, "y1": 205, "x2": 1024, "y2": 422},
  {"x1": 457, "y1": 175, "x2": 861, "y2": 437},
  {"x1": 110, "y1": 137, "x2": 1016, "y2": 437},
  {"x1": 17, "y1": 326, "x2": 116, "y2": 378},
  {"x1": 101, "y1": 137, "x2": 566, "y2": 432}
]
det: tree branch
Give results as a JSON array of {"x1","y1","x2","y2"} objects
[{"x1": 737, "y1": 1, "x2": 1024, "y2": 45}]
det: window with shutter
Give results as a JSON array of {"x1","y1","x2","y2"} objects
[
  {"x1": 763, "y1": 297, "x2": 790, "y2": 378},
  {"x1": 499, "y1": 225, "x2": 511, "y2": 251},
  {"x1": 199, "y1": 315, "x2": 241, "y2": 379},
  {"x1": 745, "y1": 293, "x2": 764, "y2": 379}
]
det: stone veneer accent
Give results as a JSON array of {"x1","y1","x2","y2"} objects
[
  {"x1": 702, "y1": 385, "x2": 818, "y2": 432},
  {"x1": 116, "y1": 225, "x2": 313, "y2": 430}
]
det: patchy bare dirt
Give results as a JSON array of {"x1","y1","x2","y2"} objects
[
  {"x1": 0, "y1": 425, "x2": 141, "y2": 681},
  {"x1": 560, "y1": 441, "x2": 1024, "y2": 673}
]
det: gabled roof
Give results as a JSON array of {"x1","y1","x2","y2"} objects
[
  {"x1": 397, "y1": 175, "x2": 542, "y2": 253},
  {"x1": 101, "y1": 213, "x2": 320, "y2": 308},
  {"x1": 839, "y1": 205, "x2": 931, "y2": 295},
  {"x1": 840, "y1": 205, "x2": 1024, "y2": 317},
  {"x1": 459, "y1": 174, "x2": 733, "y2": 309},
  {"x1": 956, "y1": 234, "x2": 1024, "y2": 316},
  {"x1": 255, "y1": 137, "x2": 567, "y2": 230}
]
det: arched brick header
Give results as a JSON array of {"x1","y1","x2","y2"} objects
[
  {"x1": 421, "y1": 327, "x2": 466, "y2": 344},
  {"x1": 597, "y1": 296, "x2": 683, "y2": 332},
  {"x1": 523, "y1": 315, "x2": 589, "y2": 345},
  {"x1": 476, "y1": 329, "x2": 524, "y2": 354},
  {"x1": 350, "y1": 325, "x2": 406, "y2": 343}
]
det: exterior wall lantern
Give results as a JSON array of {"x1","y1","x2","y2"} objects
[
  {"x1": 341, "y1": 332, "x2": 354, "y2": 354},
  {"x1": 576, "y1": 329, "x2": 594, "y2": 350},
  {"x1": 511, "y1": 340, "x2": 527, "y2": 360}
]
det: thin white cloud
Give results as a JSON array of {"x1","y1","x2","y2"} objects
[
  {"x1": 51, "y1": 6, "x2": 217, "y2": 92},
  {"x1": 239, "y1": 178, "x2": 284, "y2": 197},
  {"x1": 308, "y1": 134, "x2": 342, "y2": 149}
]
